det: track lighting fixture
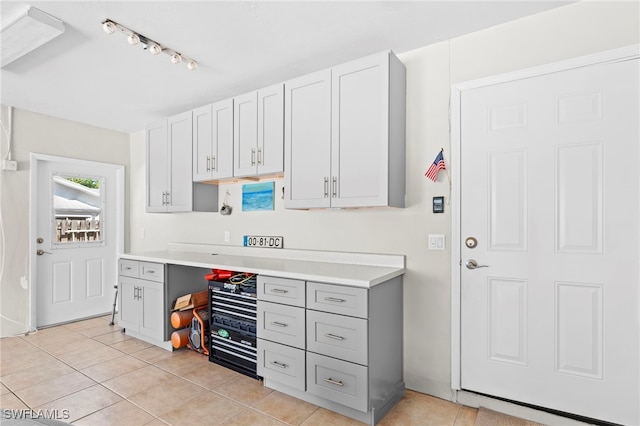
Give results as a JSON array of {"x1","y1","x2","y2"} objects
[{"x1": 101, "y1": 19, "x2": 198, "y2": 71}]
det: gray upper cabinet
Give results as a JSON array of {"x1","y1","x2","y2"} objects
[
  {"x1": 192, "y1": 99, "x2": 234, "y2": 182},
  {"x1": 147, "y1": 111, "x2": 218, "y2": 213},
  {"x1": 234, "y1": 83, "x2": 284, "y2": 178},
  {"x1": 284, "y1": 51, "x2": 406, "y2": 209},
  {"x1": 146, "y1": 111, "x2": 193, "y2": 212}
]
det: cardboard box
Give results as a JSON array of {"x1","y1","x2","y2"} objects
[{"x1": 172, "y1": 290, "x2": 208, "y2": 311}]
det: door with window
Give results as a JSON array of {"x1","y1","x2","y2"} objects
[
  {"x1": 32, "y1": 155, "x2": 123, "y2": 327},
  {"x1": 460, "y1": 58, "x2": 639, "y2": 424}
]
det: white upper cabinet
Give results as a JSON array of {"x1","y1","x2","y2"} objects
[
  {"x1": 284, "y1": 51, "x2": 406, "y2": 209},
  {"x1": 234, "y1": 83, "x2": 284, "y2": 178},
  {"x1": 148, "y1": 113, "x2": 193, "y2": 213},
  {"x1": 193, "y1": 99, "x2": 234, "y2": 182},
  {"x1": 284, "y1": 69, "x2": 332, "y2": 209}
]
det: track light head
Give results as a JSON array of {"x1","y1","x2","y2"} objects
[
  {"x1": 127, "y1": 33, "x2": 140, "y2": 46},
  {"x1": 187, "y1": 60, "x2": 198, "y2": 71},
  {"x1": 171, "y1": 53, "x2": 182, "y2": 64},
  {"x1": 149, "y1": 44, "x2": 161, "y2": 55},
  {"x1": 102, "y1": 21, "x2": 116, "y2": 34}
]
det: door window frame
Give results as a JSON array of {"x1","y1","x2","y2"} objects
[{"x1": 29, "y1": 153, "x2": 125, "y2": 329}]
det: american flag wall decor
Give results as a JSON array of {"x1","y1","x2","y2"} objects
[{"x1": 425, "y1": 150, "x2": 446, "y2": 181}]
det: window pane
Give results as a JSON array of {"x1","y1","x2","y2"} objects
[{"x1": 53, "y1": 175, "x2": 103, "y2": 244}]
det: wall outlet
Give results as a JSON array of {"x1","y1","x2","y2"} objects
[
  {"x1": 20, "y1": 276, "x2": 28, "y2": 289},
  {"x1": 2, "y1": 160, "x2": 17, "y2": 171},
  {"x1": 224, "y1": 231, "x2": 230, "y2": 242}
]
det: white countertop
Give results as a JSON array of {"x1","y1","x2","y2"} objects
[{"x1": 120, "y1": 243, "x2": 405, "y2": 288}]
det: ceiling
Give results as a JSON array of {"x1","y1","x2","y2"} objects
[{"x1": 1, "y1": 1, "x2": 572, "y2": 134}]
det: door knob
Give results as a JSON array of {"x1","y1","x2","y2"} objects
[{"x1": 465, "y1": 259, "x2": 489, "y2": 270}]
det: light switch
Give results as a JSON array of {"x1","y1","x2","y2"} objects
[{"x1": 428, "y1": 234, "x2": 445, "y2": 251}]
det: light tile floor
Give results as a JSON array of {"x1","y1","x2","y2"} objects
[{"x1": 1, "y1": 315, "x2": 478, "y2": 425}]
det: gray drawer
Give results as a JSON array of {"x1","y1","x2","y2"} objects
[
  {"x1": 307, "y1": 310, "x2": 367, "y2": 365},
  {"x1": 306, "y1": 282, "x2": 368, "y2": 318},
  {"x1": 258, "y1": 301, "x2": 305, "y2": 349},
  {"x1": 257, "y1": 339, "x2": 305, "y2": 391},
  {"x1": 306, "y1": 352, "x2": 368, "y2": 412},
  {"x1": 258, "y1": 276, "x2": 305, "y2": 307},
  {"x1": 118, "y1": 259, "x2": 139, "y2": 278},
  {"x1": 140, "y1": 262, "x2": 164, "y2": 282}
]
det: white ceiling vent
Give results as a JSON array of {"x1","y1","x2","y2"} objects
[{"x1": 1, "y1": 5, "x2": 65, "y2": 67}]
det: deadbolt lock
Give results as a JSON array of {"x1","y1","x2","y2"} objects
[
  {"x1": 465, "y1": 237, "x2": 478, "y2": 249},
  {"x1": 37, "y1": 238, "x2": 44, "y2": 244}
]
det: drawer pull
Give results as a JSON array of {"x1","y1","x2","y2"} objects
[
  {"x1": 323, "y1": 377, "x2": 344, "y2": 387},
  {"x1": 123, "y1": 266, "x2": 132, "y2": 270},
  {"x1": 271, "y1": 322, "x2": 289, "y2": 328},
  {"x1": 270, "y1": 361, "x2": 288, "y2": 369},
  {"x1": 324, "y1": 333, "x2": 345, "y2": 341},
  {"x1": 146, "y1": 270, "x2": 155, "y2": 274},
  {"x1": 325, "y1": 297, "x2": 346, "y2": 303},
  {"x1": 270, "y1": 288, "x2": 289, "y2": 294}
]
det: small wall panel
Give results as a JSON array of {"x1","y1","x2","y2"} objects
[
  {"x1": 555, "y1": 282, "x2": 603, "y2": 379},
  {"x1": 52, "y1": 261, "x2": 72, "y2": 304},
  {"x1": 489, "y1": 151, "x2": 528, "y2": 251},
  {"x1": 86, "y1": 259, "x2": 104, "y2": 299},
  {"x1": 555, "y1": 143, "x2": 602, "y2": 253},
  {"x1": 488, "y1": 278, "x2": 528, "y2": 365}
]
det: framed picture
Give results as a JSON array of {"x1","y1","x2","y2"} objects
[{"x1": 242, "y1": 182, "x2": 274, "y2": 212}]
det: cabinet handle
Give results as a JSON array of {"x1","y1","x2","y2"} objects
[
  {"x1": 251, "y1": 148, "x2": 256, "y2": 166},
  {"x1": 323, "y1": 378, "x2": 344, "y2": 387},
  {"x1": 212, "y1": 156, "x2": 216, "y2": 171},
  {"x1": 161, "y1": 192, "x2": 166, "y2": 205},
  {"x1": 324, "y1": 333, "x2": 345, "y2": 341},
  {"x1": 165, "y1": 192, "x2": 170, "y2": 205},
  {"x1": 270, "y1": 288, "x2": 288, "y2": 294},
  {"x1": 257, "y1": 148, "x2": 262, "y2": 165},
  {"x1": 332, "y1": 177, "x2": 337, "y2": 198},
  {"x1": 324, "y1": 297, "x2": 346, "y2": 303},
  {"x1": 139, "y1": 287, "x2": 143, "y2": 300},
  {"x1": 271, "y1": 321, "x2": 288, "y2": 328},
  {"x1": 206, "y1": 156, "x2": 211, "y2": 172},
  {"x1": 323, "y1": 177, "x2": 329, "y2": 198},
  {"x1": 270, "y1": 361, "x2": 288, "y2": 369},
  {"x1": 134, "y1": 286, "x2": 139, "y2": 300}
]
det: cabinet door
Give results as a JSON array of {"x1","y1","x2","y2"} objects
[
  {"x1": 192, "y1": 105, "x2": 213, "y2": 182},
  {"x1": 167, "y1": 111, "x2": 193, "y2": 212},
  {"x1": 139, "y1": 280, "x2": 164, "y2": 342},
  {"x1": 331, "y1": 52, "x2": 389, "y2": 208},
  {"x1": 233, "y1": 91, "x2": 258, "y2": 177},
  {"x1": 119, "y1": 276, "x2": 140, "y2": 332},
  {"x1": 146, "y1": 120, "x2": 169, "y2": 212},
  {"x1": 211, "y1": 98, "x2": 234, "y2": 180},
  {"x1": 284, "y1": 69, "x2": 332, "y2": 209},
  {"x1": 257, "y1": 83, "x2": 284, "y2": 175}
]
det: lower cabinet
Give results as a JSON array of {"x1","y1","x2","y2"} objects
[
  {"x1": 118, "y1": 259, "x2": 167, "y2": 346},
  {"x1": 256, "y1": 274, "x2": 404, "y2": 425}
]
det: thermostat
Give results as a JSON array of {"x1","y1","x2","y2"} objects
[{"x1": 433, "y1": 196, "x2": 445, "y2": 213}]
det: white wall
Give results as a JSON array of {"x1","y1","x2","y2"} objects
[
  {"x1": 130, "y1": 1, "x2": 639, "y2": 399},
  {"x1": 0, "y1": 108, "x2": 129, "y2": 336}
]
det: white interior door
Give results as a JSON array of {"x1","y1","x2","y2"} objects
[
  {"x1": 460, "y1": 58, "x2": 639, "y2": 425},
  {"x1": 32, "y1": 155, "x2": 123, "y2": 327}
]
